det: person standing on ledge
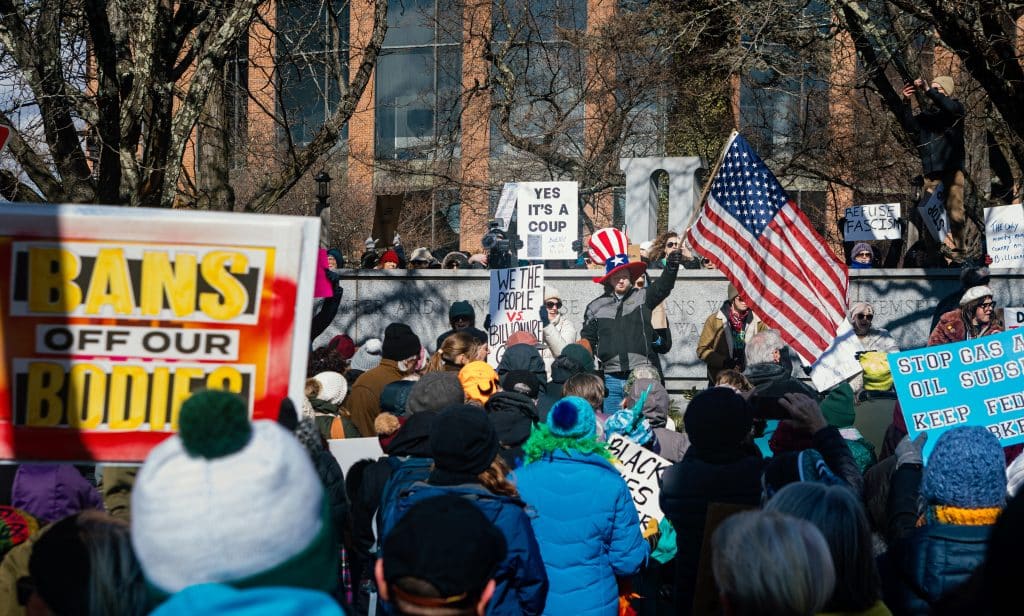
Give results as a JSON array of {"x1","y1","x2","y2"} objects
[{"x1": 901, "y1": 75, "x2": 966, "y2": 262}]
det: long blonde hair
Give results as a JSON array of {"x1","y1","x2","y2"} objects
[{"x1": 426, "y1": 332, "x2": 481, "y2": 373}]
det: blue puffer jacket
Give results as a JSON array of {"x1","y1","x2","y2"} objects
[
  {"x1": 515, "y1": 451, "x2": 649, "y2": 616},
  {"x1": 385, "y1": 482, "x2": 548, "y2": 616}
]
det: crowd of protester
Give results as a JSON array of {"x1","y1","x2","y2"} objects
[{"x1": 0, "y1": 219, "x2": 1015, "y2": 616}]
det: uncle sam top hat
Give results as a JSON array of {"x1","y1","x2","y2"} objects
[{"x1": 588, "y1": 227, "x2": 647, "y2": 285}]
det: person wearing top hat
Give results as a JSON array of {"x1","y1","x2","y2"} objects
[{"x1": 580, "y1": 228, "x2": 682, "y2": 414}]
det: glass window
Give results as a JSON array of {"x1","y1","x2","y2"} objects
[
  {"x1": 375, "y1": 0, "x2": 461, "y2": 159},
  {"x1": 276, "y1": 0, "x2": 349, "y2": 147}
]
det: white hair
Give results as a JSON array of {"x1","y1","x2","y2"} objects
[
  {"x1": 713, "y1": 510, "x2": 835, "y2": 616},
  {"x1": 745, "y1": 330, "x2": 785, "y2": 365}
]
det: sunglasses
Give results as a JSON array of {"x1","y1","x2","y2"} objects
[
  {"x1": 545, "y1": 301, "x2": 562, "y2": 309},
  {"x1": 979, "y1": 301, "x2": 996, "y2": 309},
  {"x1": 666, "y1": 241, "x2": 680, "y2": 248},
  {"x1": 855, "y1": 313, "x2": 873, "y2": 321},
  {"x1": 856, "y1": 252, "x2": 872, "y2": 257}
]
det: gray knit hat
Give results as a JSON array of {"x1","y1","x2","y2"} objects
[
  {"x1": 407, "y1": 372, "x2": 465, "y2": 414},
  {"x1": 349, "y1": 338, "x2": 382, "y2": 372}
]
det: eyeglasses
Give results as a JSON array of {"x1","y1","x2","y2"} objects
[
  {"x1": 545, "y1": 301, "x2": 562, "y2": 309},
  {"x1": 980, "y1": 301, "x2": 996, "y2": 309},
  {"x1": 855, "y1": 313, "x2": 873, "y2": 321}
]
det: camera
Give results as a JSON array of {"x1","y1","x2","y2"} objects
[{"x1": 481, "y1": 219, "x2": 523, "y2": 269}]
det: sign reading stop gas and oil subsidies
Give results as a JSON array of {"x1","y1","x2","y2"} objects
[
  {"x1": 0, "y1": 204, "x2": 320, "y2": 462},
  {"x1": 890, "y1": 329, "x2": 1024, "y2": 461},
  {"x1": 516, "y1": 182, "x2": 579, "y2": 260}
]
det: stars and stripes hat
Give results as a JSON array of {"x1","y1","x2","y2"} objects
[{"x1": 588, "y1": 227, "x2": 647, "y2": 285}]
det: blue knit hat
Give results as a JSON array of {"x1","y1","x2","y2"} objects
[
  {"x1": 547, "y1": 397, "x2": 597, "y2": 440},
  {"x1": 921, "y1": 426, "x2": 1006, "y2": 508}
]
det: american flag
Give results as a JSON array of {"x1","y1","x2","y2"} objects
[{"x1": 686, "y1": 133, "x2": 848, "y2": 363}]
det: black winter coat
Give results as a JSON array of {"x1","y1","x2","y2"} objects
[{"x1": 901, "y1": 88, "x2": 965, "y2": 175}]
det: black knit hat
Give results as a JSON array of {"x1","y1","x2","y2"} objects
[
  {"x1": 500, "y1": 370, "x2": 541, "y2": 399},
  {"x1": 383, "y1": 494, "x2": 506, "y2": 602},
  {"x1": 449, "y1": 300, "x2": 475, "y2": 321},
  {"x1": 382, "y1": 323, "x2": 422, "y2": 361},
  {"x1": 684, "y1": 387, "x2": 753, "y2": 453},
  {"x1": 429, "y1": 404, "x2": 500, "y2": 484}
]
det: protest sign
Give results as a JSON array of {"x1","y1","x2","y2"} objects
[
  {"x1": 809, "y1": 320, "x2": 863, "y2": 392},
  {"x1": 984, "y1": 204, "x2": 1024, "y2": 269},
  {"x1": 494, "y1": 182, "x2": 518, "y2": 231},
  {"x1": 918, "y1": 184, "x2": 949, "y2": 243},
  {"x1": 844, "y1": 203, "x2": 900, "y2": 241},
  {"x1": 487, "y1": 265, "x2": 543, "y2": 364},
  {"x1": 1005, "y1": 307, "x2": 1024, "y2": 330},
  {"x1": 516, "y1": 182, "x2": 578, "y2": 260},
  {"x1": 606, "y1": 434, "x2": 670, "y2": 529},
  {"x1": 889, "y1": 329, "x2": 1024, "y2": 460},
  {"x1": 0, "y1": 204, "x2": 319, "y2": 462},
  {"x1": 329, "y1": 437, "x2": 385, "y2": 475}
]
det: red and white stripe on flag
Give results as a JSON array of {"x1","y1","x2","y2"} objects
[{"x1": 686, "y1": 132, "x2": 848, "y2": 363}]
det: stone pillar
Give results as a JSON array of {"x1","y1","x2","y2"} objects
[
  {"x1": 618, "y1": 157, "x2": 703, "y2": 242},
  {"x1": 459, "y1": 0, "x2": 492, "y2": 252}
]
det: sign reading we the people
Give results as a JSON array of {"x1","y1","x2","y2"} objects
[
  {"x1": 516, "y1": 181, "x2": 579, "y2": 260},
  {"x1": 606, "y1": 434, "x2": 671, "y2": 530},
  {"x1": 890, "y1": 329, "x2": 1024, "y2": 461},
  {"x1": 0, "y1": 204, "x2": 319, "y2": 462},
  {"x1": 844, "y1": 203, "x2": 901, "y2": 241},
  {"x1": 487, "y1": 265, "x2": 543, "y2": 364}
]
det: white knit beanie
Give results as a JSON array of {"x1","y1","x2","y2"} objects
[
  {"x1": 544, "y1": 285, "x2": 562, "y2": 302},
  {"x1": 960, "y1": 285, "x2": 993, "y2": 306},
  {"x1": 312, "y1": 371, "x2": 348, "y2": 405},
  {"x1": 131, "y1": 391, "x2": 333, "y2": 595}
]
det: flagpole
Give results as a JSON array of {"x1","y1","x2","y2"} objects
[{"x1": 686, "y1": 130, "x2": 738, "y2": 230}]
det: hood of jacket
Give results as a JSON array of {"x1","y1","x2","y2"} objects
[
  {"x1": 744, "y1": 361, "x2": 789, "y2": 387},
  {"x1": 486, "y1": 391, "x2": 539, "y2": 447},
  {"x1": 497, "y1": 344, "x2": 548, "y2": 390}
]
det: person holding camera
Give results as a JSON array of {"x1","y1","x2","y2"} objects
[{"x1": 580, "y1": 228, "x2": 682, "y2": 414}]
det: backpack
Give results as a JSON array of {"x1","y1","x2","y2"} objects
[{"x1": 375, "y1": 456, "x2": 434, "y2": 548}]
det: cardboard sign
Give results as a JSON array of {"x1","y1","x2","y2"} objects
[
  {"x1": 494, "y1": 182, "x2": 518, "y2": 231},
  {"x1": 1005, "y1": 307, "x2": 1024, "y2": 330},
  {"x1": 0, "y1": 204, "x2": 319, "y2": 462},
  {"x1": 328, "y1": 437, "x2": 385, "y2": 475},
  {"x1": 516, "y1": 182, "x2": 578, "y2": 260},
  {"x1": 918, "y1": 184, "x2": 949, "y2": 242},
  {"x1": 809, "y1": 319, "x2": 863, "y2": 392},
  {"x1": 889, "y1": 329, "x2": 1024, "y2": 461},
  {"x1": 844, "y1": 203, "x2": 900, "y2": 241},
  {"x1": 606, "y1": 434, "x2": 670, "y2": 529},
  {"x1": 984, "y1": 204, "x2": 1024, "y2": 269},
  {"x1": 487, "y1": 265, "x2": 543, "y2": 364}
]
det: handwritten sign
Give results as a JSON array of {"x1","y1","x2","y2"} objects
[
  {"x1": 984, "y1": 204, "x2": 1024, "y2": 269},
  {"x1": 1005, "y1": 307, "x2": 1024, "y2": 330},
  {"x1": 809, "y1": 320, "x2": 863, "y2": 392},
  {"x1": 1, "y1": 204, "x2": 319, "y2": 462},
  {"x1": 494, "y1": 182, "x2": 518, "y2": 231},
  {"x1": 516, "y1": 182, "x2": 578, "y2": 260},
  {"x1": 889, "y1": 329, "x2": 1024, "y2": 460},
  {"x1": 487, "y1": 265, "x2": 543, "y2": 364},
  {"x1": 844, "y1": 203, "x2": 900, "y2": 241},
  {"x1": 606, "y1": 434, "x2": 671, "y2": 529},
  {"x1": 918, "y1": 184, "x2": 949, "y2": 243}
]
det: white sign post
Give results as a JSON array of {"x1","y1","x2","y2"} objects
[
  {"x1": 516, "y1": 182, "x2": 578, "y2": 260},
  {"x1": 606, "y1": 434, "x2": 670, "y2": 530},
  {"x1": 487, "y1": 265, "x2": 544, "y2": 364},
  {"x1": 843, "y1": 203, "x2": 901, "y2": 241},
  {"x1": 984, "y1": 204, "x2": 1024, "y2": 269},
  {"x1": 918, "y1": 184, "x2": 950, "y2": 243}
]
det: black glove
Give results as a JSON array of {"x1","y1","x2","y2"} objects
[
  {"x1": 483, "y1": 314, "x2": 492, "y2": 330},
  {"x1": 665, "y1": 250, "x2": 682, "y2": 268},
  {"x1": 539, "y1": 306, "x2": 550, "y2": 327}
]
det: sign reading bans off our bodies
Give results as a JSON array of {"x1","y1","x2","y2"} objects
[
  {"x1": 0, "y1": 204, "x2": 319, "y2": 462},
  {"x1": 889, "y1": 329, "x2": 1024, "y2": 461}
]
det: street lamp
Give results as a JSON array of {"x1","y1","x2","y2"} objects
[{"x1": 315, "y1": 170, "x2": 331, "y2": 216}]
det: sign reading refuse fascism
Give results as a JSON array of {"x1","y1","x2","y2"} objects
[
  {"x1": 890, "y1": 328, "x2": 1024, "y2": 461},
  {"x1": 0, "y1": 204, "x2": 319, "y2": 462}
]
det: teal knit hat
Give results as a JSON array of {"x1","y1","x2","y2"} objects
[
  {"x1": 547, "y1": 396, "x2": 597, "y2": 439},
  {"x1": 820, "y1": 383, "x2": 855, "y2": 428},
  {"x1": 559, "y1": 344, "x2": 595, "y2": 373}
]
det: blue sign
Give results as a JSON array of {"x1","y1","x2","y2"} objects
[{"x1": 889, "y1": 328, "x2": 1024, "y2": 460}]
